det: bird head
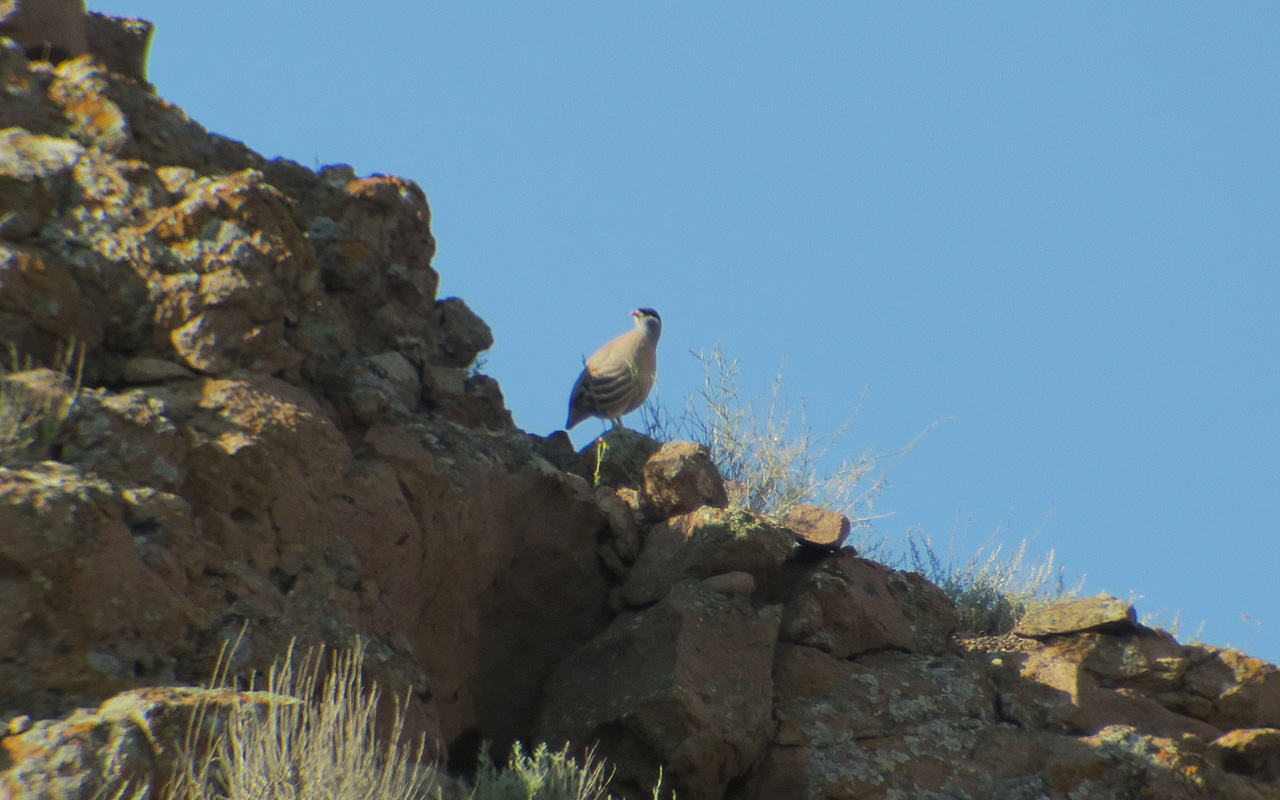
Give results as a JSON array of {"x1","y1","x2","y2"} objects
[{"x1": 632, "y1": 307, "x2": 662, "y2": 339}]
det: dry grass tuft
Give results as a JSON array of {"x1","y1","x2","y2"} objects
[
  {"x1": 0, "y1": 339, "x2": 83, "y2": 464},
  {"x1": 902, "y1": 519, "x2": 1080, "y2": 635},
  {"x1": 471, "y1": 742, "x2": 619, "y2": 800},
  {"x1": 161, "y1": 639, "x2": 655, "y2": 800},
  {"x1": 166, "y1": 638, "x2": 439, "y2": 800}
]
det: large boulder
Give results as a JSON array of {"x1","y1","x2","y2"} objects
[
  {"x1": 743, "y1": 645, "x2": 998, "y2": 799},
  {"x1": 536, "y1": 582, "x2": 780, "y2": 800},
  {"x1": 640, "y1": 441, "x2": 728, "y2": 519},
  {"x1": 0, "y1": 687, "x2": 277, "y2": 799},
  {"x1": 1211, "y1": 728, "x2": 1280, "y2": 783},
  {"x1": 980, "y1": 622, "x2": 1280, "y2": 741}
]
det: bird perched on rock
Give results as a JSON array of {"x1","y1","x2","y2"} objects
[{"x1": 567, "y1": 308, "x2": 662, "y2": 430}]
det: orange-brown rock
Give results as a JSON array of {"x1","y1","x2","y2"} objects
[
  {"x1": 1210, "y1": 649, "x2": 1280, "y2": 730},
  {"x1": 0, "y1": 365, "x2": 616, "y2": 749},
  {"x1": 640, "y1": 441, "x2": 728, "y2": 518},
  {"x1": 1, "y1": 687, "x2": 248, "y2": 798},
  {"x1": 0, "y1": 682, "x2": 467, "y2": 800},
  {"x1": 1016, "y1": 647, "x2": 1223, "y2": 740},
  {"x1": 1013, "y1": 594, "x2": 1138, "y2": 638},
  {"x1": 361, "y1": 423, "x2": 612, "y2": 749},
  {"x1": 741, "y1": 640, "x2": 1280, "y2": 800},
  {"x1": 1064, "y1": 628, "x2": 1190, "y2": 692},
  {"x1": 989, "y1": 623, "x2": 1280, "y2": 746},
  {"x1": 778, "y1": 502, "x2": 851, "y2": 549},
  {"x1": 1066, "y1": 726, "x2": 1235, "y2": 800},
  {"x1": 0, "y1": 462, "x2": 198, "y2": 718}
]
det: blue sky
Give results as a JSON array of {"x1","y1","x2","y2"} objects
[{"x1": 93, "y1": 2, "x2": 1279, "y2": 663}]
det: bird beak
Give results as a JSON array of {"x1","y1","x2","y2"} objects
[{"x1": 631, "y1": 310, "x2": 640, "y2": 318}]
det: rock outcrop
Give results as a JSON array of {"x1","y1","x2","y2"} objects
[
  {"x1": 0, "y1": 18, "x2": 608, "y2": 785},
  {"x1": 3, "y1": 10, "x2": 1280, "y2": 800}
]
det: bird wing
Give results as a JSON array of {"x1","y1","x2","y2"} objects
[
  {"x1": 572, "y1": 356, "x2": 641, "y2": 410},
  {"x1": 567, "y1": 331, "x2": 641, "y2": 427}
]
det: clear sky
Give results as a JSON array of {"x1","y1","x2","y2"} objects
[{"x1": 92, "y1": 2, "x2": 1279, "y2": 663}]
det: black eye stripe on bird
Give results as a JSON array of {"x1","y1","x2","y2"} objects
[{"x1": 566, "y1": 308, "x2": 662, "y2": 431}]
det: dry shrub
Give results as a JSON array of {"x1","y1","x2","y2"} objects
[
  {"x1": 471, "y1": 742, "x2": 614, "y2": 800},
  {"x1": 641, "y1": 343, "x2": 928, "y2": 556},
  {"x1": 166, "y1": 639, "x2": 439, "y2": 800},
  {"x1": 903, "y1": 517, "x2": 1080, "y2": 634},
  {"x1": 0, "y1": 339, "x2": 83, "y2": 463},
  {"x1": 642, "y1": 343, "x2": 1077, "y2": 633}
]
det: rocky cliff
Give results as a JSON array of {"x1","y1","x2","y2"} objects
[{"x1": 1, "y1": 10, "x2": 1279, "y2": 800}]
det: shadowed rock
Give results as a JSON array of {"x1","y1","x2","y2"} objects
[
  {"x1": 0, "y1": 0, "x2": 87, "y2": 63},
  {"x1": 778, "y1": 550, "x2": 957, "y2": 657},
  {"x1": 621, "y1": 506, "x2": 794, "y2": 607},
  {"x1": 536, "y1": 582, "x2": 780, "y2": 800},
  {"x1": 85, "y1": 12, "x2": 152, "y2": 82},
  {"x1": 1212, "y1": 728, "x2": 1280, "y2": 782}
]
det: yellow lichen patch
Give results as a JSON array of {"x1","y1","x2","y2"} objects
[
  {"x1": 47, "y1": 60, "x2": 129, "y2": 153},
  {"x1": 1, "y1": 732, "x2": 53, "y2": 765},
  {"x1": 60, "y1": 93, "x2": 126, "y2": 146}
]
